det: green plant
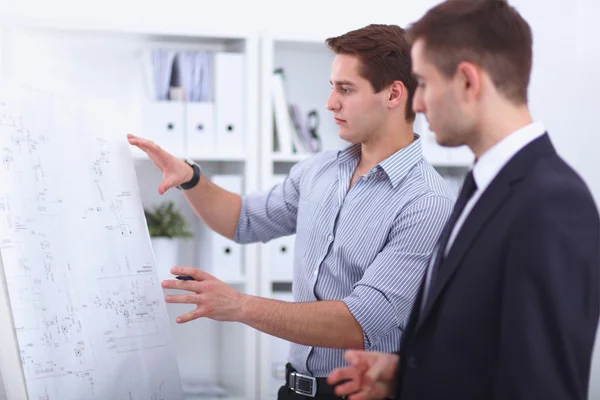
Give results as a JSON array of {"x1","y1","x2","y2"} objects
[{"x1": 144, "y1": 201, "x2": 193, "y2": 239}]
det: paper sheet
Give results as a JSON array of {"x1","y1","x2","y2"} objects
[{"x1": 0, "y1": 82, "x2": 183, "y2": 400}]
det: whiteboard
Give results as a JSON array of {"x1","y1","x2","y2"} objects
[{"x1": 0, "y1": 81, "x2": 183, "y2": 400}]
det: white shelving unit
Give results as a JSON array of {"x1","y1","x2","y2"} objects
[{"x1": 0, "y1": 20, "x2": 259, "y2": 400}]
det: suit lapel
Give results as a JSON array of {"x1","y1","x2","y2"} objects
[
  {"x1": 411, "y1": 134, "x2": 556, "y2": 336},
  {"x1": 415, "y1": 180, "x2": 512, "y2": 331}
]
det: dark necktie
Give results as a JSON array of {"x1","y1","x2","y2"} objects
[{"x1": 427, "y1": 170, "x2": 477, "y2": 295}]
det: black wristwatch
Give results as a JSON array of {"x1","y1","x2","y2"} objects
[{"x1": 177, "y1": 159, "x2": 202, "y2": 190}]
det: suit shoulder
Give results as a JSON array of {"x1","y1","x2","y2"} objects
[{"x1": 519, "y1": 155, "x2": 599, "y2": 219}]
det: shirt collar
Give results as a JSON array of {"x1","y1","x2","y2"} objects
[
  {"x1": 472, "y1": 121, "x2": 546, "y2": 192},
  {"x1": 337, "y1": 134, "x2": 424, "y2": 189}
]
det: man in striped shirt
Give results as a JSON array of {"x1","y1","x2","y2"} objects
[{"x1": 129, "y1": 24, "x2": 454, "y2": 400}]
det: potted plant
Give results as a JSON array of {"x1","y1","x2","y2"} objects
[{"x1": 144, "y1": 201, "x2": 193, "y2": 281}]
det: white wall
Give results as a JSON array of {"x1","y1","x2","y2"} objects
[
  {"x1": 0, "y1": 0, "x2": 433, "y2": 37},
  {"x1": 0, "y1": 371, "x2": 4, "y2": 400},
  {"x1": 1, "y1": 0, "x2": 598, "y2": 397},
  {"x1": 1, "y1": 0, "x2": 596, "y2": 196}
]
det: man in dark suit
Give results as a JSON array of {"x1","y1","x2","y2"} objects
[{"x1": 327, "y1": 0, "x2": 600, "y2": 399}]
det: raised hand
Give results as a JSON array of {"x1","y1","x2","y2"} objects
[{"x1": 127, "y1": 134, "x2": 193, "y2": 194}]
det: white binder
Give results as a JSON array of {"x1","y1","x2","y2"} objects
[
  {"x1": 210, "y1": 175, "x2": 244, "y2": 280},
  {"x1": 186, "y1": 102, "x2": 215, "y2": 157},
  {"x1": 142, "y1": 101, "x2": 185, "y2": 156},
  {"x1": 214, "y1": 53, "x2": 245, "y2": 156},
  {"x1": 270, "y1": 236, "x2": 294, "y2": 282}
]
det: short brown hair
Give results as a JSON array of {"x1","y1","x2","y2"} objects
[
  {"x1": 326, "y1": 24, "x2": 417, "y2": 122},
  {"x1": 407, "y1": 0, "x2": 532, "y2": 104}
]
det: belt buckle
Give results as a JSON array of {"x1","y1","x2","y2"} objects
[{"x1": 290, "y1": 371, "x2": 317, "y2": 397}]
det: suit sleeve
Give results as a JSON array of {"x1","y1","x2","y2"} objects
[{"x1": 494, "y1": 185, "x2": 600, "y2": 400}]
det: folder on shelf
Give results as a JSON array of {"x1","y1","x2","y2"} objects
[
  {"x1": 175, "y1": 51, "x2": 213, "y2": 103},
  {"x1": 175, "y1": 51, "x2": 195, "y2": 102},
  {"x1": 270, "y1": 235, "x2": 295, "y2": 282},
  {"x1": 194, "y1": 51, "x2": 213, "y2": 102},
  {"x1": 289, "y1": 104, "x2": 316, "y2": 153},
  {"x1": 143, "y1": 49, "x2": 176, "y2": 101},
  {"x1": 210, "y1": 175, "x2": 244, "y2": 280},
  {"x1": 142, "y1": 101, "x2": 185, "y2": 156},
  {"x1": 214, "y1": 53, "x2": 245, "y2": 155},
  {"x1": 186, "y1": 102, "x2": 215, "y2": 156},
  {"x1": 271, "y1": 71, "x2": 294, "y2": 155}
]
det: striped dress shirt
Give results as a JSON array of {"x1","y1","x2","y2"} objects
[{"x1": 234, "y1": 136, "x2": 455, "y2": 377}]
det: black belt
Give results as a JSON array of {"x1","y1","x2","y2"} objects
[{"x1": 285, "y1": 363, "x2": 339, "y2": 398}]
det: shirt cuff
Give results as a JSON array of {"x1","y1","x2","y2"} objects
[
  {"x1": 343, "y1": 285, "x2": 398, "y2": 349},
  {"x1": 233, "y1": 195, "x2": 253, "y2": 244}
]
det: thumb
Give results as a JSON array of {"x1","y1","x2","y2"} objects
[
  {"x1": 344, "y1": 350, "x2": 362, "y2": 365},
  {"x1": 158, "y1": 177, "x2": 176, "y2": 194}
]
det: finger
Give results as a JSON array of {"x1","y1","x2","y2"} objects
[
  {"x1": 332, "y1": 379, "x2": 362, "y2": 398},
  {"x1": 171, "y1": 267, "x2": 216, "y2": 282},
  {"x1": 161, "y1": 279, "x2": 200, "y2": 291},
  {"x1": 127, "y1": 133, "x2": 152, "y2": 145},
  {"x1": 344, "y1": 350, "x2": 367, "y2": 366},
  {"x1": 127, "y1": 137, "x2": 150, "y2": 152},
  {"x1": 133, "y1": 141, "x2": 168, "y2": 170},
  {"x1": 164, "y1": 293, "x2": 200, "y2": 304},
  {"x1": 327, "y1": 366, "x2": 358, "y2": 386},
  {"x1": 176, "y1": 307, "x2": 207, "y2": 323}
]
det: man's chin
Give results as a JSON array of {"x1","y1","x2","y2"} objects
[
  {"x1": 435, "y1": 133, "x2": 461, "y2": 148},
  {"x1": 338, "y1": 130, "x2": 355, "y2": 143}
]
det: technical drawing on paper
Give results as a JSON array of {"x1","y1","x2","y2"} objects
[{"x1": 0, "y1": 85, "x2": 182, "y2": 400}]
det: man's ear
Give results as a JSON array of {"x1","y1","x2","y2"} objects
[
  {"x1": 455, "y1": 61, "x2": 482, "y2": 102},
  {"x1": 387, "y1": 81, "x2": 406, "y2": 108}
]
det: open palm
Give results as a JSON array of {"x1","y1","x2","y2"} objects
[{"x1": 127, "y1": 134, "x2": 191, "y2": 194}]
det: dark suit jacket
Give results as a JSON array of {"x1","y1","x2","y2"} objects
[{"x1": 396, "y1": 134, "x2": 600, "y2": 400}]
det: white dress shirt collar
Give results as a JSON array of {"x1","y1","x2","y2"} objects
[{"x1": 472, "y1": 121, "x2": 546, "y2": 193}]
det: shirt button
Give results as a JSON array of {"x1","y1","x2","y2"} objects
[
  {"x1": 327, "y1": 234, "x2": 333, "y2": 242},
  {"x1": 363, "y1": 175, "x2": 369, "y2": 180},
  {"x1": 313, "y1": 270, "x2": 318, "y2": 276}
]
